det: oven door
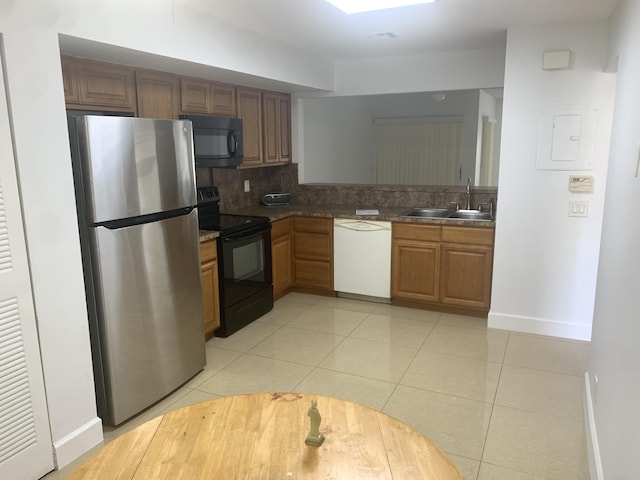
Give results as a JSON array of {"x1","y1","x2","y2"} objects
[{"x1": 219, "y1": 224, "x2": 272, "y2": 309}]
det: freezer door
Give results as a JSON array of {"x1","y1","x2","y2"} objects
[
  {"x1": 89, "y1": 209, "x2": 205, "y2": 425},
  {"x1": 77, "y1": 116, "x2": 196, "y2": 223}
]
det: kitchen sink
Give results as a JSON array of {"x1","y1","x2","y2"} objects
[
  {"x1": 402, "y1": 208, "x2": 494, "y2": 221},
  {"x1": 447, "y1": 209, "x2": 494, "y2": 221},
  {"x1": 401, "y1": 208, "x2": 450, "y2": 218}
]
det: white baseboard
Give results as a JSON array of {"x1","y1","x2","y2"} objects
[
  {"x1": 488, "y1": 311, "x2": 592, "y2": 341},
  {"x1": 584, "y1": 372, "x2": 604, "y2": 480},
  {"x1": 52, "y1": 416, "x2": 103, "y2": 469}
]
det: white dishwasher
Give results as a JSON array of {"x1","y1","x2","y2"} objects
[{"x1": 333, "y1": 218, "x2": 392, "y2": 299}]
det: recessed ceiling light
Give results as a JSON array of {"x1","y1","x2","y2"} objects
[{"x1": 325, "y1": 0, "x2": 436, "y2": 14}]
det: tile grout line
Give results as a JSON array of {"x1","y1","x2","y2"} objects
[{"x1": 475, "y1": 329, "x2": 510, "y2": 477}]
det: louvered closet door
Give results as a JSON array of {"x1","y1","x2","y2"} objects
[{"x1": 0, "y1": 54, "x2": 54, "y2": 478}]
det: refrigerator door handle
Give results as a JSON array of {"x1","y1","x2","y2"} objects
[{"x1": 96, "y1": 206, "x2": 195, "y2": 230}]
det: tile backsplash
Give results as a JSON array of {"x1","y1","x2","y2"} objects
[{"x1": 197, "y1": 164, "x2": 497, "y2": 212}]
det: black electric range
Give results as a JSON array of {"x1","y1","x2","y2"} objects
[
  {"x1": 196, "y1": 186, "x2": 273, "y2": 337},
  {"x1": 197, "y1": 186, "x2": 270, "y2": 236}
]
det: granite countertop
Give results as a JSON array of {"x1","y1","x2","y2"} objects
[
  {"x1": 199, "y1": 230, "x2": 220, "y2": 242},
  {"x1": 221, "y1": 204, "x2": 496, "y2": 228}
]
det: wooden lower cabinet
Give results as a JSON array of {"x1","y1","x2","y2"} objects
[
  {"x1": 200, "y1": 239, "x2": 220, "y2": 340},
  {"x1": 392, "y1": 239, "x2": 440, "y2": 303},
  {"x1": 439, "y1": 243, "x2": 493, "y2": 310},
  {"x1": 292, "y1": 216, "x2": 334, "y2": 295},
  {"x1": 271, "y1": 217, "x2": 293, "y2": 300},
  {"x1": 391, "y1": 223, "x2": 494, "y2": 315}
]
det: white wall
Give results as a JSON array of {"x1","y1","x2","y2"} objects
[
  {"x1": 588, "y1": 0, "x2": 640, "y2": 477},
  {"x1": 333, "y1": 47, "x2": 506, "y2": 96},
  {"x1": 0, "y1": 0, "x2": 335, "y2": 470},
  {"x1": 489, "y1": 22, "x2": 616, "y2": 341},
  {"x1": 300, "y1": 89, "x2": 484, "y2": 185},
  {"x1": 301, "y1": 96, "x2": 375, "y2": 183}
]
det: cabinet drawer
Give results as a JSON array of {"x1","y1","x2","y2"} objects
[
  {"x1": 393, "y1": 223, "x2": 442, "y2": 242},
  {"x1": 200, "y1": 239, "x2": 217, "y2": 263},
  {"x1": 294, "y1": 231, "x2": 331, "y2": 261},
  {"x1": 271, "y1": 217, "x2": 291, "y2": 240},
  {"x1": 294, "y1": 259, "x2": 332, "y2": 289},
  {"x1": 442, "y1": 226, "x2": 494, "y2": 246},
  {"x1": 293, "y1": 216, "x2": 331, "y2": 234}
]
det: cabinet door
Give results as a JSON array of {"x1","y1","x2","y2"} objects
[
  {"x1": 200, "y1": 240, "x2": 220, "y2": 339},
  {"x1": 293, "y1": 216, "x2": 333, "y2": 292},
  {"x1": 236, "y1": 88, "x2": 263, "y2": 166},
  {"x1": 263, "y1": 93, "x2": 279, "y2": 164},
  {"x1": 439, "y1": 244, "x2": 493, "y2": 310},
  {"x1": 136, "y1": 70, "x2": 180, "y2": 119},
  {"x1": 180, "y1": 77, "x2": 211, "y2": 114},
  {"x1": 278, "y1": 94, "x2": 291, "y2": 162},
  {"x1": 294, "y1": 259, "x2": 332, "y2": 290},
  {"x1": 200, "y1": 259, "x2": 220, "y2": 339},
  {"x1": 263, "y1": 92, "x2": 291, "y2": 165},
  {"x1": 75, "y1": 59, "x2": 136, "y2": 109},
  {"x1": 391, "y1": 239, "x2": 440, "y2": 302},
  {"x1": 273, "y1": 234, "x2": 293, "y2": 299},
  {"x1": 210, "y1": 82, "x2": 236, "y2": 117},
  {"x1": 61, "y1": 56, "x2": 79, "y2": 104},
  {"x1": 271, "y1": 218, "x2": 293, "y2": 300}
]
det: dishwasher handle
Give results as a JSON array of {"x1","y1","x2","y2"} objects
[{"x1": 334, "y1": 219, "x2": 391, "y2": 232}]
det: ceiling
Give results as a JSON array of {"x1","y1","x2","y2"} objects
[{"x1": 176, "y1": 0, "x2": 618, "y2": 60}]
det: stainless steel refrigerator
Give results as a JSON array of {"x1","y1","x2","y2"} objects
[{"x1": 69, "y1": 115, "x2": 205, "y2": 426}]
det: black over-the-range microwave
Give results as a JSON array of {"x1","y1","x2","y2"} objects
[{"x1": 180, "y1": 115, "x2": 243, "y2": 167}]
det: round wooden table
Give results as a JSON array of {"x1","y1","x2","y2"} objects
[{"x1": 68, "y1": 392, "x2": 464, "y2": 479}]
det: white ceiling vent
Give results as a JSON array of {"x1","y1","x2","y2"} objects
[{"x1": 368, "y1": 32, "x2": 398, "y2": 39}]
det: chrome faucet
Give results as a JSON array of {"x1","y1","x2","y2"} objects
[{"x1": 465, "y1": 178, "x2": 472, "y2": 210}]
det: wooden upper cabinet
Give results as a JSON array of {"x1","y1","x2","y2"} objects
[
  {"x1": 278, "y1": 94, "x2": 291, "y2": 162},
  {"x1": 65, "y1": 57, "x2": 136, "y2": 111},
  {"x1": 263, "y1": 91, "x2": 291, "y2": 165},
  {"x1": 210, "y1": 82, "x2": 236, "y2": 117},
  {"x1": 136, "y1": 70, "x2": 180, "y2": 119},
  {"x1": 180, "y1": 77, "x2": 236, "y2": 116},
  {"x1": 61, "y1": 57, "x2": 79, "y2": 104},
  {"x1": 181, "y1": 78, "x2": 210, "y2": 113},
  {"x1": 236, "y1": 87, "x2": 263, "y2": 167}
]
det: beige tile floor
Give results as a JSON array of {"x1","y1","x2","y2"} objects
[{"x1": 46, "y1": 293, "x2": 590, "y2": 480}]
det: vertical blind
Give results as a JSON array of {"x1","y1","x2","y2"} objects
[{"x1": 375, "y1": 116, "x2": 462, "y2": 185}]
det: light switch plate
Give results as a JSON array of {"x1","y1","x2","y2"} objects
[{"x1": 569, "y1": 200, "x2": 589, "y2": 217}]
